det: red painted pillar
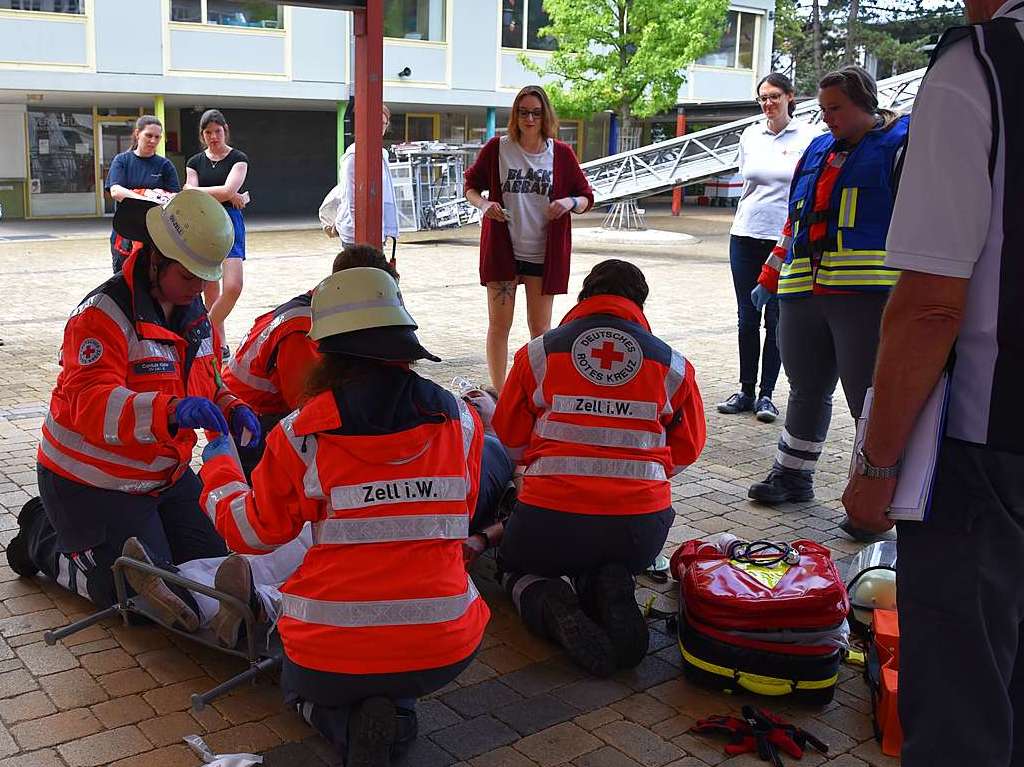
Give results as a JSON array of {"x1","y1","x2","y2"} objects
[
  {"x1": 353, "y1": 4, "x2": 383, "y2": 245},
  {"x1": 671, "y1": 109, "x2": 687, "y2": 216}
]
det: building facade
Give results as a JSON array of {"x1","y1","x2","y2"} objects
[{"x1": 0, "y1": 0, "x2": 774, "y2": 219}]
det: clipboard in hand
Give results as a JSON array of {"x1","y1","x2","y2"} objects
[{"x1": 850, "y1": 372, "x2": 952, "y2": 522}]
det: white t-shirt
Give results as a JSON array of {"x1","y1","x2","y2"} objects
[
  {"x1": 731, "y1": 119, "x2": 822, "y2": 240},
  {"x1": 498, "y1": 135, "x2": 554, "y2": 263},
  {"x1": 884, "y1": 36, "x2": 993, "y2": 278},
  {"x1": 884, "y1": 4, "x2": 1023, "y2": 448},
  {"x1": 319, "y1": 144, "x2": 399, "y2": 244}
]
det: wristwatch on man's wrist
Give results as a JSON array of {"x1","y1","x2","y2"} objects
[{"x1": 854, "y1": 447, "x2": 900, "y2": 479}]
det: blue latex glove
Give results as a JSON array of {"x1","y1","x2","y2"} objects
[
  {"x1": 230, "y1": 405, "x2": 262, "y2": 448},
  {"x1": 175, "y1": 396, "x2": 229, "y2": 434},
  {"x1": 202, "y1": 435, "x2": 235, "y2": 463},
  {"x1": 751, "y1": 284, "x2": 773, "y2": 311}
]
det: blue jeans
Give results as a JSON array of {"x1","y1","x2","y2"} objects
[{"x1": 729, "y1": 235, "x2": 780, "y2": 398}]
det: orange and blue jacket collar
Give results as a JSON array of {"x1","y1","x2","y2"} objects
[
  {"x1": 121, "y1": 249, "x2": 208, "y2": 343},
  {"x1": 559, "y1": 295, "x2": 651, "y2": 332}
]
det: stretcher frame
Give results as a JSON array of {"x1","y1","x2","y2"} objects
[{"x1": 43, "y1": 555, "x2": 281, "y2": 711}]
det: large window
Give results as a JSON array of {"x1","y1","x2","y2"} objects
[
  {"x1": 384, "y1": 0, "x2": 445, "y2": 42},
  {"x1": 170, "y1": 0, "x2": 284, "y2": 29},
  {"x1": 27, "y1": 109, "x2": 96, "y2": 216},
  {"x1": 698, "y1": 10, "x2": 757, "y2": 69},
  {"x1": 0, "y1": 0, "x2": 82, "y2": 11},
  {"x1": 502, "y1": 0, "x2": 555, "y2": 51}
]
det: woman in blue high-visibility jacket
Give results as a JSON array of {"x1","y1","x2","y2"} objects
[{"x1": 747, "y1": 66, "x2": 909, "y2": 540}]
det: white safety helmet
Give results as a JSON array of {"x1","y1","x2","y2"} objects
[
  {"x1": 309, "y1": 267, "x2": 440, "y2": 362},
  {"x1": 846, "y1": 540, "x2": 897, "y2": 627},
  {"x1": 113, "y1": 189, "x2": 232, "y2": 281}
]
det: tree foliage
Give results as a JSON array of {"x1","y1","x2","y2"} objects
[
  {"x1": 518, "y1": 0, "x2": 731, "y2": 125},
  {"x1": 773, "y1": 0, "x2": 964, "y2": 94}
]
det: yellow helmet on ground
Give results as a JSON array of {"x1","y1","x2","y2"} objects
[
  {"x1": 112, "y1": 189, "x2": 232, "y2": 281},
  {"x1": 310, "y1": 267, "x2": 440, "y2": 362}
]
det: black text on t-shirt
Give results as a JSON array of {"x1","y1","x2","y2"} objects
[{"x1": 502, "y1": 168, "x2": 552, "y2": 196}]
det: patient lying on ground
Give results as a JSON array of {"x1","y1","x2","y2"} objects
[{"x1": 119, "y1": 380, "x2": 511, "y2": 649}]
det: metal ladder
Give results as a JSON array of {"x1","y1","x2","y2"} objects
[{"x1": 582, "y1": 68, "x2": 926, "y2": 206}]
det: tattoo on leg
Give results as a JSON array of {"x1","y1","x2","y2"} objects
[{"x1": 491, "y1": 281, "x2": 516, "y2": 306}]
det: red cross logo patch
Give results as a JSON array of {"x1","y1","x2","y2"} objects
[
  {"x1": 77, "y1": 338, "x2": 104, "y2": 366},
  {"x1": 571, "y1": 327, "x2": 643, "y2": 387}
]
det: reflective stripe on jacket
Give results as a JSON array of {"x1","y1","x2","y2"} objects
[
  {"x1": 38, "y1": 250, "x2": 240, "y2": 494},
  {"x1": 777, "y1": 116, "x2": 910, "y2": 298},
  {"x1": 492, "y1": 295, "x2": 706, "y2": 515},
  {"x1": 200, "y1": 372, "x2": 489, "y2": 675},
  {"x1": 223, "y1": 292, "x2": 318, "y2": 416}
]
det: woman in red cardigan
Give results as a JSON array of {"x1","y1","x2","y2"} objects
[{"x1": 465, "y1": 85, "x2": 594, "y2": 391}]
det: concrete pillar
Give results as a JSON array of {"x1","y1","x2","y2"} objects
[
  {"x1": 486, "y1": 107, "x2": 496, "y2": 139},
  {"x1": 153, "y1": 95, "x2": 165, "y2": 157}
]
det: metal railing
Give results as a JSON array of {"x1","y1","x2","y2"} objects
[{"x1": 581, "y1": 68, "x2": 926, "y2": 205}]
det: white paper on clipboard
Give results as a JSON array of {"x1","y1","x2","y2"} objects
[{"x1": 850, "y1": 372, "x2": 951, "y2": 522}]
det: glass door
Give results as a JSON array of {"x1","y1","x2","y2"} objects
[{"x1": 98, "y1": 119, "x2": 135, "y2": 215}]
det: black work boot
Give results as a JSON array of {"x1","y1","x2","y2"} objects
[
  {"x1": 579, "y1": 563, "x2": 649, "y2": 669},
  {"x1": 537, "y1": 579, "x2": 616, "y2": 678},
  {"x1": 390, "y1": 707, "x2": 418, "y2": 759},
  {"x1": 6, "y1": 498, "x2": 43, "y2": 578},
  {"x1": 347, "y1": 696, "x2": 396, "y2": 767},
  {"x1": 748, "y1": 468, "x2": 814, "y2": 504}
]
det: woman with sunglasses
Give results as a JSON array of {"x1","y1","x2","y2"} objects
[
  {"x1": 465, "y1": 85, "x2": 594, "y2": 391},
  {"x1": 717, "y1": 74, "x2": 819, "y2": 423}
]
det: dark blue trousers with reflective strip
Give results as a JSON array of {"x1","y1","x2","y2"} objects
[
  {"x1": 29, "y1": 464, "x2": 226, "y2": 610},
  {"x1": 774, "y1": 293, "x2": 887, "y2": 475}
]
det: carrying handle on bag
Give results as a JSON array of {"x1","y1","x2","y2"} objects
[{"x1": 727, "y1": 540, "x2": 799, "y2": 567}]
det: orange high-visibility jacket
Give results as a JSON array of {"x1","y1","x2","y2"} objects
[
  {"x1": 493, "y1": 295, "x2": 707, "y2": 515},
  {"x1": 222, "y1": 292, "x2": 319, "y2": 416},
  {"x1": 200, "y1": 374, "x2": 490, "y2": 675},
  {"x1": 38, "y1": 250, "x2": 243, "y2": 494}
]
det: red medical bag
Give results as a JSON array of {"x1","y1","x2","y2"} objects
[{"x1": 672, "y1": 538, "x2": 850, "y2": 703}]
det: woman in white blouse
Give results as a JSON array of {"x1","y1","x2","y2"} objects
[{"x1": 717, "y1": 73, "x2": 819, "y2": 422}]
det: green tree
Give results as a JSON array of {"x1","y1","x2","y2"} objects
[
  {"x1": 518, "y1": 0, "x2": 731, "y2": 132},
  {"x1": 771, "y1": 0, "x2": 806, "y2": 73},
  {"x1": 783, "y1": 0, "x2": 963, "y2": 94}
]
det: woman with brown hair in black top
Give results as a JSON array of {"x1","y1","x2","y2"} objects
[{"x1": 186, "y1": 109, "x2": 249, "y2": 359}]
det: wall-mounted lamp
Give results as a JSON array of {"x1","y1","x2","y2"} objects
[{"x1": 397, "y1": 66, "x2": 412, "y2": 78}]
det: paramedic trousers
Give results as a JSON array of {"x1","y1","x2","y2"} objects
[
  {"x1": 282, "y1": 647, "x2": 478, "y2": 758},
  {"x1": 28, "y1": 464, "x2": 227, "y2": 610},
  {"x1": 499, "y1": 503, "x2": 674, "y2": 636},
  {"x1": 898, "y1": 439, "x2": 1024, "y2": 767},
  {"x1": 772, "y1": 293, "x2": 888, "y2": 479}
]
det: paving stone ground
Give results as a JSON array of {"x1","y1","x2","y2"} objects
[{"x1": 0, "y1": 208, "x2": 899, "y2": 766}]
